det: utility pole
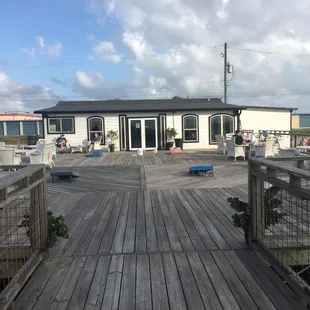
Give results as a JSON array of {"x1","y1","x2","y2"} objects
[{"x1": 223, "y1": 42, "x2": 227, "y2": 104}]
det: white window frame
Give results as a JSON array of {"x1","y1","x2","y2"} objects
[
  {"x1": 88, "y1": 117, "x2": 105, "y2": 142},
  {"x1": 48, "y1": 117, "x2": 74, "y2": 134},
  {"x1": 209, "y1": 114, "x2": 234, "y2": 143},
  {"x1": 183, "y1": 115, "x2": 199, "y2": 142}
]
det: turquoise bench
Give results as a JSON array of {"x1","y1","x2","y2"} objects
[
  {"x1": 50, "y1": 171, "x2": 79, "y2": 183},
  {"x1": 189, "y1": 166, "x2": 214, "y2": 176}
]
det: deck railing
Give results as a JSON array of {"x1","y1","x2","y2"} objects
[
  {"x1": 249, "y1": 156, "x2": 310, "y2": 292},
  {"x1": 0, "y1": 164, "x2": 47, "y2": 309}
]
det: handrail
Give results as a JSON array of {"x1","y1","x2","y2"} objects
[
  {"x1": 0, "y1": 164, "x2": 45, "y2": 190},
  {"x1": 0, "y1": 164, "x2": 47, "y2": 308},
  {"x1": 248, "y1": 157, "x2": 310, "y2": 292},
  {"x1": 248, "y1": 157, "x2": 310, "y2": 180}
]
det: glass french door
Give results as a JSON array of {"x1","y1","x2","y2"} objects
[{"x1": 129, "y1": 118, "x2": 158, "y2": 150}]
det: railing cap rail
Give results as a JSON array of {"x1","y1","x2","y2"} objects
[
  {"x1": 0, "y1": 164, "x2": 45, "y2": 190},
  {"x1": 249, "y1": 157, "x2": 310, "y2": 180}
]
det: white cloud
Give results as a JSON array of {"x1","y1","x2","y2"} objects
[
  {"x1": 21, "y1": 36, "x2": 63, "y2": 58},
  {"x1": 46, "y1": 42, "x2": 63, "y2": 56},
  {"x1": 0, "y1": 72, "x2": 61, "y2": 112},
  {"x1": 36, "y1": 36, "x2": 45, "y2": 49},
  {"x1": 88, "y1": 54, "x2": 95, "y2": 61},
  {"x1": 83, "y1": 0, "x2": 310, "y2": 111},
  {"x1": 76, "y1": 71, "x2": 104, "y2": 89},
  {"x1": 92, "y1": 41, "x2": 122, "y2": 63},
  {"x1": 20, "y1": 48, "x2": 36, "y2": 58},
  {"x1": 86, "y1": 34, "x2": 95, "y2": 42}
]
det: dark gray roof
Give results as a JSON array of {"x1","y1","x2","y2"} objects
[{"x1": 34, "y1": 98, "x2": 245, "y2": 114}]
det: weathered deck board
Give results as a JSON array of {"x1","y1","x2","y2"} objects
[
  {"x1": 15, "y1": 250, "x2": 306, "y2": 310},
  {"x1": 12, "y1": 153, "x2": 308, "y2": 309},
  {"x1": 47, "y1": 166, "x2": 141, "y2": 193}
]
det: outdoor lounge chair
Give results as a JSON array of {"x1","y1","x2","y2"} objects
[{"x1": 225, "y1": 137, "x2": 245, "y2": 161}]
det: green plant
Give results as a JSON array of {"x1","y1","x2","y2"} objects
[
  {"x1": 107, "y1": 130, "x2": 119, "y2": 148},
  {"x1": 47, "y1": 211, "x2": 69, "y2": 247},
  {"x1": 166, "y1": 127, "x2": 177, "y2": 141},
  {"x1": 227, "y1": 185, "x2": 285, "y2": 230},
  {"x1": 19, "y1": 211, "x2": 69, "y2": 248}
]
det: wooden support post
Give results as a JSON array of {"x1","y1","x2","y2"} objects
[
  {"x1": 249, "y1": 162, "x2": 261, "y2": 242},
  {"x1": 39, "y1": 168, "x2": 48, "y2": 250},
  {"x1": 290, "y1": 175, "x2": 301, "y2": 188}
]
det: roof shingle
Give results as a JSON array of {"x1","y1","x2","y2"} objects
[{"x1": 34, "y1": 98, "x2": 245, "y2": 114}]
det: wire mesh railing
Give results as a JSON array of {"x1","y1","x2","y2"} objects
[
  {"x1": 249, "y1": 157, "x2": 310, "y2": 290},
  {"x1": 0, "y1": 165, "x2": 47, "y2": 309}
]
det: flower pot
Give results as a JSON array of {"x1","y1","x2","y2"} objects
[
  {"x1": 166, "y1": 141, "x2": 174, "y2": 150},
  {"x1": 244, "y1": 227, "x2": 250, "y2": 245},
  {"x1": 109, "y1": 145, "x2": 115, "y2": 152},
  {"x1": 174, "y1": 138, "x2": 183, "y2": 150}
]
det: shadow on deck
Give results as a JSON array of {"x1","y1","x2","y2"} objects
[{"x1": 12, "y1": 152, "x2": 307, "y2": 309}]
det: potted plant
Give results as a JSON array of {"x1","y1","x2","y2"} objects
[
  {"x1": 227, "y1": 185, "x2": 285, "y2": 245},
  {"x1": 166, "y1": 127, "x2": 177, "y2": 150},
  {"x1": 107, "y1": 130, "x2": 118, "y2": 152}
]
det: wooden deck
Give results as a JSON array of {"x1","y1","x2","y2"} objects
[{"x1": 13, "y1": 152, "x2": 307, "y2": 309}]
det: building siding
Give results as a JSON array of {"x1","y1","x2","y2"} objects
[
  {"x1": 240, "y1": 109, "x2": 291, "y2": 132},
  {"x1": 43, "y1": 108, "x2": 292, "y2": 150}
]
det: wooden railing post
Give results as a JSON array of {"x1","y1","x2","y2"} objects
[
  {"x1": 249, "y1": 161, "x2": 262, "y2": 242},
  {"x1": 39, "y1": 167, "x2": 48, "y2": 249},
  {"x1": 290, "y1": 175, "x2": 301, "y2": 188},
  {"x1": 29, "y1": 167, "x2": 48, "y2": 250}
]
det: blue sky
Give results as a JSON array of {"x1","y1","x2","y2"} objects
[
  {"x1": 0, "y1": 0, "x2": 130, "y2": 101},
  {"x1": 0, "y1": 0, "x2": 309, "y2": 112}
]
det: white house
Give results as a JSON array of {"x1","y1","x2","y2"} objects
[{"x1": 34, "y1": 98, "x2": 295, "y2": 151}]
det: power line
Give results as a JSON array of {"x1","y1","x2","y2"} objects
[
  {"x1": 229, "y1": 47, "x2": 310, "y2": 57},
  {"x1": 0, "y1": 44, "x2": 223, "y2": 70}
]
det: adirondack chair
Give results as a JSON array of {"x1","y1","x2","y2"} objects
[
  {"x1": 0, "y1": 147, "x2": 21, "y2": 166},
  {"x1": 30, "y1": 142, "x2": 54, "y2": 168}
]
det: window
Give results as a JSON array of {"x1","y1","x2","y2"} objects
[
  {"x1": 183, "y1": 115, "x2": 199, "y2": 142},
  {"x1": 22, "y1": 121, "x2": 37, "y2": 135},
  {"x1": 6, "y1": 121, "x2": 20, "y2": 136},
  {"x1": 38, "y1": 121, "x2": 43, "y2": 135},
  {"x1": 48, "y1": 117, "x2": 74, "y2": 134},
  {"x1": 209, "y1": 114, "x2": 234, "y2": 143},
  {"x1": 88, "y1": 117, "x2": 104, "y2": 142}
]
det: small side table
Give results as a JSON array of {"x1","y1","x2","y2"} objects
[{"x1": 189, "y1": 166, "x2": 214, "y2": 176}]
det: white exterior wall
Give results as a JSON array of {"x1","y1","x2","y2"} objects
[
  {"x1": 166, "y1": 110, "x2": 235, "y2": 150},
  {"x1": 240, "y1": 109, "x2": 291, "y2": 132},
  {"x1": 44, "y1": 110, "x2": 237, "y2": 150},
  {"x1": 44, "y1": 112, "x2": 169, "y2": 151}
]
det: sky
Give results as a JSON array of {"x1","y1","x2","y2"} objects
[{"x1": 0, "y1": 0, "x2": 310, "y2": 112}]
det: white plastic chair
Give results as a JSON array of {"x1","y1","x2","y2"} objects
[
  {"x1": 280, "y1": 149, "x2": 296, "y2": 157},
  {"x1": 30, "y1": 144, "x2": 54, "y2": 168},
  {"x1": 215, "y1": 135, "x2": 226, "y2": 155},
  {"x1": 0, "y1": 147, "x2": 21, "y2": 165},
  {"x1": 225, "y1": 137, "x2": 246, "y2": 161}
]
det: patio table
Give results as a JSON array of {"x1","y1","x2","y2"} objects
[{"x1": 23, "y1": 145, "x2": 37, "y2": 150}]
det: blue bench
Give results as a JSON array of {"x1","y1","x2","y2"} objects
[
  {"x1": 189, "y1": 166, "x2": 214, "y2": 176},
  {"x1": 87, "y1": 149, "x2": 103, "y2": 157},
  {"x1": 50, "y1": 171, "x2": 79, "y2": 183}
]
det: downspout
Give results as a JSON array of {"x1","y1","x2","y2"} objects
[{"x1": 233, "y1": 109, "x2": 242, "y2": 130}]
